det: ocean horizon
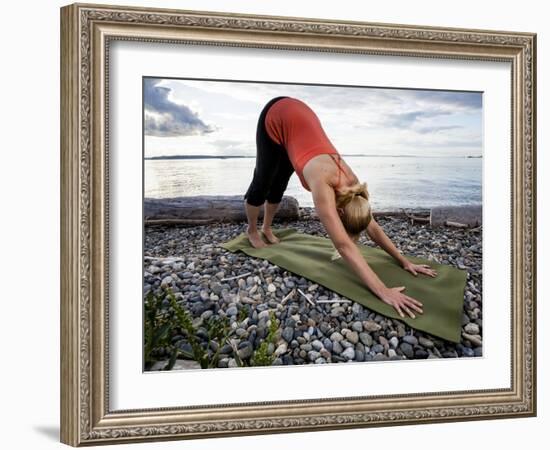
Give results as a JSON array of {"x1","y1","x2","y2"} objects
[{"x1": 144, "y1": 154, "x2": 482, "y2": 210}]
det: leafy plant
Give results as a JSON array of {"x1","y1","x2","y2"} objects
[
  {"x1": 251, "y1": 310, "x2": 279, "y2": 366},
  {"x1": 144, "y1": 287, "x2": 281, "y2": 370},
  {"x1": 167, "y1": 288, "x2": 237, "y2": 369},
  {"x1": 143, "y1": 289, "x2": 178, "y2": 371}
]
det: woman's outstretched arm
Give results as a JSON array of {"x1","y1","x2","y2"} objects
[
  {"x1": 310, "y1": 180, "x2": 424, "y2": 318},
  {"x1": 366, "y1": 218, "x2": 438, "y2": 278}
]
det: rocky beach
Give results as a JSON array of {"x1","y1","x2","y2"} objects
[{"x1": 144, "y1": 207, "x2": 482, "y2": 371}]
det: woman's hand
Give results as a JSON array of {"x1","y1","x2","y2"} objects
[
  {"x1": 401, "y1": 260, "x2": 438, "y2": 278},
  {"x1": 377, "y1": 286, "x2": 424, "y2": 319}
]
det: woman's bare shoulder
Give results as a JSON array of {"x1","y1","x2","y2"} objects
[{"x1": 303, "y1": 154, "x2": 340, "y2": 187}]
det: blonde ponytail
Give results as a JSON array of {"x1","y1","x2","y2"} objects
[{"x1": 331, "y1": 182, "x2": 372, "y2": 261}]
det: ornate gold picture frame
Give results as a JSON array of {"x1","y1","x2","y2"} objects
[{"x1": 60, "y1": 2, "x2": 536, "y2": 446}]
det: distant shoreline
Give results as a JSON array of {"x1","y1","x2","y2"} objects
[{"x1": 145, "y1": 154, "x2": 483, "y2": 160}]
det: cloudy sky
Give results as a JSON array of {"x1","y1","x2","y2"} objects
[{"x1": 143, "y1": 77, "x2": 482, "y2": 158}]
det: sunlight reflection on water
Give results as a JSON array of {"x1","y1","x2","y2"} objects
[{"x1": 144, "y1": 156, "x2": 482, "y2": 210}]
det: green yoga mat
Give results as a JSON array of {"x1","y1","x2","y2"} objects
[{"x1": 220, "y1": 228, "x2": 467, "y2": 343}]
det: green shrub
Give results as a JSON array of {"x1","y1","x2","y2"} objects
[{"x1": 251, "y1": 311, "x2": 279, "y2": 366}]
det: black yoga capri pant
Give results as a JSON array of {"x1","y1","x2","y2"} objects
[{"x1": 243, "y1": 96, "x2": 295, "y2": 207}]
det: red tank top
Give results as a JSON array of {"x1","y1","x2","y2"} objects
[{"x1": 264, "y1": 97, "x2": 349, "y2": 191}]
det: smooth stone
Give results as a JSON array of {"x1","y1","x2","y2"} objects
[
  {"x1": 330, "y1": 332, "x2": 344, "y2": 342},
  {"x1": 228, "y1": 359, "x2": 238, "y2": 368},
  {"x1": 342, "y1": 347, "x2": 355, "y2": 360},
  {"x1": 351, "y1": 321, "x2": 363, "y2": 332},
  {"x1": 388, "y1": 349, "x2": 397, "y2": 358},
  {"x1": 341, "y1": 340, "x2": 353, "y2": 349},
  {"x1": 218, "y1": 358, "x2": 229, "y2": 368},
  {"x1": 226, "y1": 306, "x2": 238, "y2": 316},
  {"x1": 331, "y1": 307, "x2": 346, "y2": 317},
  {"x1": 464, "y1": 323, "x2": 480, "y2": 335},
  {"x1": 282, "y1": 354, "x2": 294, "y2": 365},
  {"x1": 274, "y1": 343, "x2": 288, "y2": 357},
  {"x1": 402, "y1": 335, "x2": 418, "y2": 346},
  {"x1": 323, "y1": 338, "x2": 333, "y2": 352},
  {"x1": 414, "y1": 349, "x2": 429, "y2": 359},
  {"x1": 363, "y1": 320, "x2": 382, "y2": 332},
  {"x1": 400, "y1": 342, "x2": 414, "y2": 358},
  {"x1": 389, "y1": 337, "x2": 399, "y2": 348},
  {"x1": 160, "y1": 276, "x2": 173, "y2": 287},
  {"x1": 462, "y1": 333, "x2": 483, "y2": 347},
  {"x1": 235, "y1": 328, "x2": 247, "y2": 337},
  {"x1": 282, "y1": 327, "x2": 294, "y2": 342},
  {"x1": 418, "y1": 337, "x2": 434, "y2": 348},
  {"x1": 372, "y1": 344, "x2": 385, "y2": 354},
  {"x1": 308, "y1": 351, "x2": 321, "y2": 361},
  {"x1": 346, "y1": 331, "x2": 359, "y2": 344},
  {"x1": 373, "y1": 353, "x2": 388, "y2": 361},
  {"x1": 332, "y1": 341, "x2": 343, "y2": 355},
  {"x1": 258, "y1": 310, "x2": 271, "y2": 320},
  {"x1": 237, "y1": 342, "x2": 253, "y2": 360},
  {"x1": 219, "y1": 344, "x2": 233, "y2": 354},
  {"x1": 359, "y1": 332, "x2": 373, "y2": 346},
  {"x1": 171, "y1": 359, "x2": 201, "y2": 370},
  {"x1": 311, "y1": 340, "x2": 324, "y2": 351}
]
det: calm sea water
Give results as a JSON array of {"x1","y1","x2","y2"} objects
[{"x1": 144, "y1": 156, "x2": 482, "y2": 211}]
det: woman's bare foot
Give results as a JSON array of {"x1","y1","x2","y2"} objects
[
  {"x1": 246, "y1": 228, "x2": 268, "y2": 248},
  {"x1": 261, "y1": 226, "x2": 280, "y2": 244}
]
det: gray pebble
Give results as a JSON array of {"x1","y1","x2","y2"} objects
[
  {"x1": 464, "y1": 323, "x2": 480, "y2": 335},
  {"x1": 311, "y1": 340, "x2": 324, "y2": 351},
  {"x1": 372, "y1": 344, "x2": 385, "y2": 354},
  {"x1": 363, "y1": 321, "x2": 382, "y2": 332},
  {"x1": 342, "y1": 347, "x2": 355, "y2": 360},
  {"x1": 226, "y1": 306, "x2": 238, "y2": 316},
  {"x1": 418, "y1": 337, "x2": 434, "y2": 348},
  {"x1": 346, "y1": 331, "x2": 359, "y2": 344},
  {"x1": 282, "y1": 327, "x2": 294, "y2": 342},
  {"x1": 359, "y1": 332, "x2": 373, "y2": 347},
  {"x1": 402, "y1": 335, "x2": 418, "y2": 346},
  {"x1": 400, "y1": 342, "x2": 414, "y2": 358}
]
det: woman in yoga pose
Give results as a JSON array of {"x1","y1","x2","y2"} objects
[{"x1": 243, "y1": 96, "x2": 437, "y2": 319}]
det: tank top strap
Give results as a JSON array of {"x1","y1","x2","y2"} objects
[{"x1": 329, "y1": 153, "x2": 351, "y2": 185}]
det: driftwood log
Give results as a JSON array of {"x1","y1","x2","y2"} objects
[
  {"x1": 430, "y1": 205, "x2": 482, "y2": 227},
  {"x1": 144, "y1": 195, "x2": 299, "y2": 225}
]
